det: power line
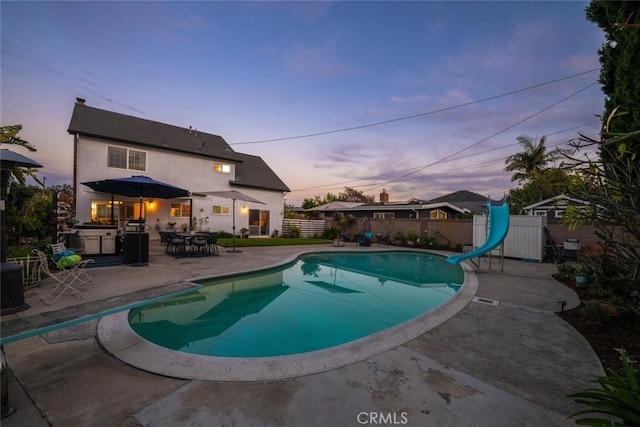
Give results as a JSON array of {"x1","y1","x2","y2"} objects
[
  {"x1": 291, "y1": 120, "x2": 599, "y2": 194},
  {"x1": 230, "y1": 68, "x2": 599, "y2": 145},
  {"x1": 356, "y1": 82, "x2": 599, "y2": 194}
]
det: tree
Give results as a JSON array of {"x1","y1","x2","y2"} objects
[
  {"x1": 504, "y1": 135, "x2": 569, "y2": 202},
  {"x1": 507, "y1": 168, "x2": 572, "y2": 214},
  {"x1": 562, "y1": 111, "x2": 640, "y2": 308},
  {"x1": 338, "y1": 187, "x2": 374, "y2": 203},
  {"x1": 586, "y1": 1, "x2": 640, "y2": 149},
  {"x1": 0, "y1": 124, "x2": 43, "y2": 186},
  {"x1": 302, "y1": 193, "x2": 339, "y2": 210}
]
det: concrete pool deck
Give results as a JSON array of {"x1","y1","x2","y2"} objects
[{"x1": 1, "y1": 242, "x2": 603, "y2": 426}]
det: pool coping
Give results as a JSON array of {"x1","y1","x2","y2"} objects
[{"x1": 97, "y1": 254, "x2": 478, "y2": 381}]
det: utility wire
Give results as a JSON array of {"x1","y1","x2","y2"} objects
[
  {"x1": 292, "y1": 82, "x2": 598, "y2": 195},
  {"x1": 363, "y1": 82, "x2": 599, "y2": 193},
  {"x1": 292, "y1": 121, "x2": 599, "y2": 193},
  {"x1": 230, "y1": 68, "x2": 599, "y2": 145}
]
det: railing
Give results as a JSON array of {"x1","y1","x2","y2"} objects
[{"x1": 6, "y1": 254, "x2": 42, "y2": 289}]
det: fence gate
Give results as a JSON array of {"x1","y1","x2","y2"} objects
[{"x1": 473, "y1": 215, "x2": 546, "y2": 261}]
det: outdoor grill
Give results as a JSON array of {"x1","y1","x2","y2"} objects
[{"x1": 75, "y1": 225, "x2": 118, "y2": 255}]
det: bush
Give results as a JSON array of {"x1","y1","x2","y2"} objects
[
  {"x1": 282, "y1": 225, "x2": 301, "y2": 238},
  {"x1": 557, "y1": 263, "x2": 576, "y2": 277},
  {"x1": 568, "y1": 349, "x2": 640, "y2": 426},
  {"x1": 581, "y1": 301, "x2": 611, "y2": 325}
]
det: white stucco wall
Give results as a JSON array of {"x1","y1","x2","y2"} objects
[{"x1": 75, "y1": 136, "x2": 285, "y2": 239}]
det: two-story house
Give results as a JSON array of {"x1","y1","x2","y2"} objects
[{"x1": 68, "y1": 98, "x2": 289, "y2": 241}]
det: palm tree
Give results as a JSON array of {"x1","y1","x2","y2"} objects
[
  {"x1": 504, "y1": 135, "x2": 567, "y2": 201},
  {"x1": 0, "y1": 124, "x2": 42, "y2": 185}
]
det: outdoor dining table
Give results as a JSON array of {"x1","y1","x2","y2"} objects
[{"x1": 173, "y1": 232, "x2": 216, "y2": 257}]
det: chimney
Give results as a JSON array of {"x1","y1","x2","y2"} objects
[
  {"x1": 76, "y1": 97, "x2": 86, "y2": 105},
  {"x1": 379, "y1": 189, "x2": 389, "y2": 203}
]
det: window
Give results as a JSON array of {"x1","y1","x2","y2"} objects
[
  {"x1": 430, "y1": 209, "x2": 447, "y2": 219},
  {"x1": 373, "y1": 212, "x2": 394, "y2": 219},
  {"x1": 108, "y1": 146, "x2": 146, "y2": 171},
  {"x1": 212, "y1": 205, "x2": 230, "y2": 215},
  {"x1": 170, "y1": 203, "x2": 191, "y2": 218},
  {"x1": 213, "y1": 162, "x2": 231, "y2": 174}
]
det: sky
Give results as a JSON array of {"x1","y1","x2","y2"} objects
[{"x1": 1, "y1": 1, "x2": 605, "y2": 206}]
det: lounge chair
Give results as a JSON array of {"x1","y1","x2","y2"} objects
[
  {"x1": 376, "y1": 233, "x2": 390, "y2": 246},
  {"x1": 354, "y1": 233, "x2": 372, "y2": 247},
  {"x1": 341, "y1": 232, "x2": 357, "y2": 246},
  {"x1": 33, "y1": 249, "x2": 94, "y2": 305}
]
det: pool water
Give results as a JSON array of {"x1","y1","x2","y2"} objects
[{"x1": 128, "y1": 251, "x2": 464, "y2": 358}]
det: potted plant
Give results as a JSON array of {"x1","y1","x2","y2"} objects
[
  {"x1": 393, "y1": 232, "x2": 404, "y2": 246},
  {"x1": 406, "y1": 229, "x2": 417, "y2": 246},
  {"x1": 574, "y1": 263, "x2": 593, "y2": 285},
  {"x1": 240, "y1": 227, "x2": 250, "y2": 238},
  {"x1": 557, "y1": 263, "x2": 576, "y2": 279}
]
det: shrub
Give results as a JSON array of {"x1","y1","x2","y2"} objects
[
  {"x1": 567, "y1": 349, "x2": 640, "y2": 426},
  {"x1": 581, "y1": 301, "x2": 611, "y2": 325},
  {"x1": 282, "y1": 225, "x2": 301, "y2": 238},
  {"x1": 558, "y1": 263, "x2": 576, "y2": 277}
]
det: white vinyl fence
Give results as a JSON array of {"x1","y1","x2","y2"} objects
[
  {"x1": 473, "y1": 214, "x2": 546, "y2": 261},
  {"x1": 282, "y1": 218, "x2": 326, "y2": 238}
]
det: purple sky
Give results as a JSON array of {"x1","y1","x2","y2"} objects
[{"x1": 1, "y1": 1, "x2": 604, "y2": 206}]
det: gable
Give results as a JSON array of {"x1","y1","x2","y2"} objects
[
  {"x1": 68, "y1": 103, "x2": 242, "y2": 163},
  {"x1": 68, "y1": 101, "x2": 289, "y2": 193},
  {"x1": 231, "y1": 153, "x2": 290, "y2": 192}
]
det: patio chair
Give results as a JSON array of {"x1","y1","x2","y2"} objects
[
  {"x1": 341, "y1": 232, "x2": 358, "y2": 246},
  {"x1": 166, "y1": 233, "x2": 186, "y2": 257},
  {"x1": 33, "y1": 249, "x2": 94, "y2": 305},
  {"x1": 354, "y1": 233, "x2": 372, "y2": 247},
  {"x1": 190, "y1": 235, "x2": 209, "y2": 257},
  {"x1": 377, "y1": 233, "x2": 390, "y2": 246},
  {"x1": 562, "y1": 239, "x2": 581, "y2": 262},
  {"x1": 206, "y1": 232, "x2": 219, "y2": 256}
]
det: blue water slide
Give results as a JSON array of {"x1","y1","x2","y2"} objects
[{"x1": 446, "y1": 203, "x2": 510, "y2": 264}]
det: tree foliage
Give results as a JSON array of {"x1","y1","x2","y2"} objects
[
  {"x1": 0, "y1": 124, "x2": 43, "y2": 186},
  {"x1": 338, "y1": 187, "x2": 374, "y2": 203},
  {"x1": 562, "y1": 111, "x2": 640, "y2": 307},
  {"x1": 302, "y1": 187, "x2": 373, "y2": 210},
  {"x1": 505, "y1": 135, "x2": 572, "y2": 211},
  {"x1": 302, "y1": 192, "x2": 339, "y2": 210},
  {"x1": 586, "y1": 1, "x2": 640, "y2": 148}
]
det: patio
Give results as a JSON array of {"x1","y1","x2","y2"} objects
[{"x1": 1, "y1": 241, "x2": 604, "y2": 426}]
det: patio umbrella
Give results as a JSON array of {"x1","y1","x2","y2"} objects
[
  {"x1": 200, "y1": 190, "x2": 265, "y2": 253},
  {"x1": 82, "y1": 175, "x2": 189, "y2": 266}
]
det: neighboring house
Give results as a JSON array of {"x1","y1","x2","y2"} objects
[
  {"x1": 424, "y1": 190, "x2": 504, "y2": 213},
  {"x1": 307, "y1": 190, "x2": 469, "y2": 220},
  {"x1": 68, "y1": 99, "x2": 289, "y2": 239},
  {"x1": 522, "y1": 194, "x2": 590, "y2": 219},
  {"x1": 338, "y1": 201, "x2": 469, "y2": 219}
]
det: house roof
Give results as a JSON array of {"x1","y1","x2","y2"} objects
[
  {"x1": 231, "y1": 153, "x2": 290, "y2": 192},
  {"x1": 347, "y1": 201, "x2": 469, "y2": 214},
  {"x1": 68, "y1": 103, "x2": 242, "y2": 162},
  {"x1": 523, "y1": 194, "x2": 589, "y2": 210},
  {"x1": 308, "y1": 201, "x2": 469, "y2": 214},
  {"x1": 305, "y1": 201, "x2": 364, "y2": 211},
  {"x1": 68, "y1": 101, "x2": 289, "y2": 192},
  {"x1": 425, "y1": 190, "x2": 504, "y2": 213}
]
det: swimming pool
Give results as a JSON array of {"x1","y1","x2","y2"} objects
[
  {"x1": 98, "y1": 249, "x2": 477, "y2": 380},
  {"x1": 128, "y1": 251, "x2": 463, "y2": 357}
]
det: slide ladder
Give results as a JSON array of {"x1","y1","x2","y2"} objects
[{"x1": 446, "y1": 203, "x2": 510, "y2": 268}]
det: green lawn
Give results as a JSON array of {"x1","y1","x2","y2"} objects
[{"x1": 216, "y1": 237, "x2": 333, "y2": 248}]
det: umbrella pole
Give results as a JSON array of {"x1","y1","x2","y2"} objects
[
  {"x1": 131, "y1": 195, "x2": 148, "y2": 266},
  {"x1": 227, "y1": 198, "x2": 241, "y2": 253}
]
